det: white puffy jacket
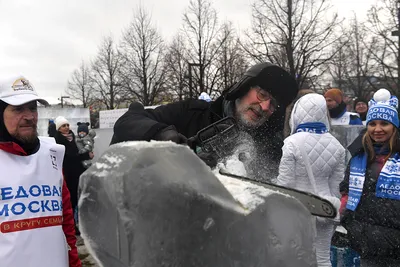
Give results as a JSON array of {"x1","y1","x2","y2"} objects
[{"x1": 277, "y1": 93, "x2": 345, "y2": 210}]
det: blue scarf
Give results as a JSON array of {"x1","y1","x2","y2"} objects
[
  {"x1": 347, "y1": 150, "x2": 400, "y2": 211},
  {"x1": 295, "y1": 122, "x2": 328, "y2": 134}
]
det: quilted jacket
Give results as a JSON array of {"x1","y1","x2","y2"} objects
[{"x1": 277, "y1": 93, "x2": 346, "y2": 210}]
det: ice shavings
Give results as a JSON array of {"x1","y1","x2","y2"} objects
[
  {"x1": 91, "y1": 152, "x2": 127, "y2": 178},
  {"x1": 93, "y1": 162, "x2": 111, "y2": 169},
  {"x1": 88, "y1": 168, "x2": 109, "y2": 178},
  {"x1": 215, "y1": 173, "x2": 266, "y2": 213},
  {"x1": 112, "y1": 140, "x2": 187, "y2": 150},
  {"x1": 102, "y1": 154, "x2": 124, "y2": 166},
  {"x1": 223, "y1": 155, "x2": 247, "y2": 177},
  {"x1": 215, "y1": 172, "x2": 295, "y2": 213}
]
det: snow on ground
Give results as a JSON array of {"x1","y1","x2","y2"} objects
[{"x1": 77, "y1": 236, "x2": 100, "y2": 267}]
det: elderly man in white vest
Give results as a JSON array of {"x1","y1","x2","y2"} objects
[
  {"x1": 324, "y1": 88, "x2": 363, "y2": 126},
  {"x1": 0, "y1": 76, "x2": 81, "y2": 267}
]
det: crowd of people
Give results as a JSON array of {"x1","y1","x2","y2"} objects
[
  {"x1": 278, "y1": 88, "x2": 400, "y2": 267},
  {"x1": 111, "y1": 62, "x2": 399, "y2": 267},
  {"x1": 1, "y1": 61, "x2": 399, "y2": 266}
]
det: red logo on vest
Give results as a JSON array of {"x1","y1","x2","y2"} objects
[{"x1": 0, "y1": 215, "x2": 62, "y2": 233}]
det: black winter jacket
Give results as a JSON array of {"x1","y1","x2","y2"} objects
[
  {"x1": 340, "y1": 133, "x2": 400, "y2": 259},
  {"x1": 55, "y1": 131, "x2": 90, "y2": 175},
  {"x1": 110, "y1": 96, "x2": 285, "y2": 179},
  {"x1": 54, "y1": 130, "x2": 90, "y2": 209}
]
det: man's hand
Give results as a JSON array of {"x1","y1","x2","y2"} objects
[{"x1": 154, "y1": 126, "x2": 187, "y2": 145}]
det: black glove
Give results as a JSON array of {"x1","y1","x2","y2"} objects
[
  {"x1": 197, "y1": 151, "x2": 219, "y2": 168},
  {"x1": 153, "y1": 125, "x2": 188, "y2": 145}
]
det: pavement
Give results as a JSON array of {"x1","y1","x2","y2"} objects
[{"x1": 77, "y1": 236, "x2": 100, "y2": 267}]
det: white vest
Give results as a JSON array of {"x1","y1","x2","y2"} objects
[
  {"x1": 331, "y1": 112, "x2": 359, "y2": 125},
  {"x1": 0, "y1": 137, "x2": 69, "y2": 267}
]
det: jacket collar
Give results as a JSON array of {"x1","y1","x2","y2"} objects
[{"x1": 0, "y1": 141, "x2": 28, "y2": 156}]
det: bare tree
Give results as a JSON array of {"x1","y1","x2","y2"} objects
[
  {"x1": 65, "y1": 61, "x2": 94, "y2": 108},
  {"x1": 327, "y1": 34, "x2": 348, "y2": 90},
  {"x1": 367, "y1": 0, "x2": 400, "y2": 95},
  {"x1": 212, "y1": 22, "x2": 248, "y2": 95},
  {"x1": 244, "y1": 0, "x2": 340, "y2": 87},
  {"x1": 328, "y1": 17, "x2": 377, "y2": 97},
  {"x1": 164, "y1": 34, "x2": 190, "y2": 101},
  {"x1": 182, "y1": 0, "x2": 228, "y2": 97},
  {"x1": 91, "y1": 36, "x2": 125, "y2": 110},
  {"x1": 120, "y1": 7, "x2": 166, "y2": 106}
]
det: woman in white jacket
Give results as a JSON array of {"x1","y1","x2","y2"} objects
[{"x1": 277, "y1": 93, "x2": 346, "y2": 267}]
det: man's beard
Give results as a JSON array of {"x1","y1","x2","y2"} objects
[
  {"x1": 235, "y1": 100, "x2": 269, "y2": 128},
  {"x1": 12, "y1": 125, "x2": 38, "y2": 144}
]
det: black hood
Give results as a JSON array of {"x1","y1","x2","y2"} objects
[
  {"x1": 0, "y1": 100, "x2": 39, "y2": 154},
  {"x1": 223, "y1": 62, "x2": 298, "y2": 108},
  {"x1": 0, "y1": 100, "x2": 14, "y2": 143}
]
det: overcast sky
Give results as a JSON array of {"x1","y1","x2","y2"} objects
[{"x1": 0, "y1": 0, "x2": 376, "y2": 103}]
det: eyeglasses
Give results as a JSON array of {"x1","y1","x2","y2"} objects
[
  {"x1": 356, "y1": 102, "x2": 367, "y2": 107},
  {"x1": 255, "y1": 87, "x2": 279, "y2": 113},
  {"x1": 61, "y1": 124, "x2": 70, "y2": 128}
]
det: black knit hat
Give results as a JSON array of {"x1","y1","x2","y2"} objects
[
  {"x1": 77, "y1": 122, "x2": 90, "y2": 134},
  {"x1": 353, "y1": 97, "x2": 368, "y2": 110},
  {"x1": 223, "y1": 62, "x2": 298, "y2": 108}
]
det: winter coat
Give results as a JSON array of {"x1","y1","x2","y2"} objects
[
  {"x1": 110, "y1": 96, "x2": 287, "y2": 180},
  {"x1": 54, "y1": 130, "x2": 90, "y2": 210},
  {"x1": 340, "y1": 133, "x2": 400, "y2": 259},
  {"x1": 76, "y1": 130, "x2": 96, "y2": 169},
  {"x1": 0, "y1": 140, "x2": 81, "y2": 267},
  {"x1": 48, "y1": 122, "x2": 57, "y2": 137},
  {"x1": 277, "y1": 93, "x2": 346, "y2": 266},
  {"x1": 277, "y1": 93, "x2": 346, "y2": 207}
]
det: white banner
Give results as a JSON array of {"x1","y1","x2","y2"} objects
[
  {"x1": 99, "y1": 106, "x2": 158, "y2": 129},
  {"x1": 99, "y1": 109, "x2": 128, "y2": 129}
]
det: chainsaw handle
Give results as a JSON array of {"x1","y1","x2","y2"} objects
[{"x1": 187, "y1": 136, "x2": 198, "y2": 148}]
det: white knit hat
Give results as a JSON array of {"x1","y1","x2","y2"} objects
[{"x1": 55, "y1": 116, "x2": 69, "y2": 130}]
